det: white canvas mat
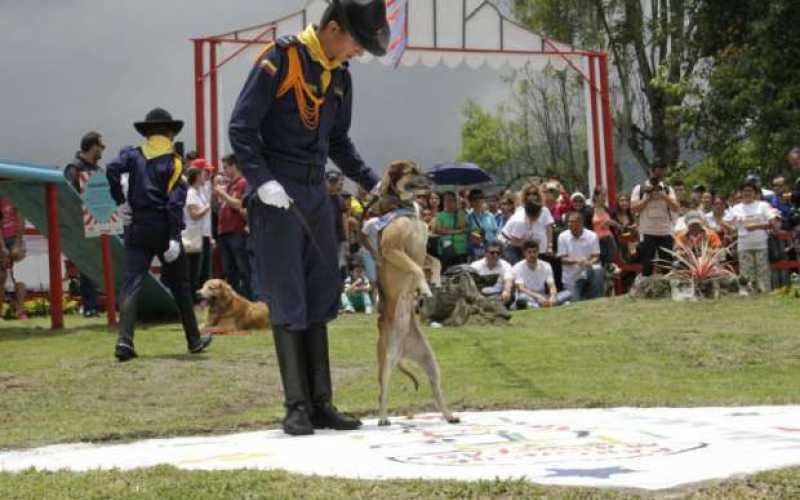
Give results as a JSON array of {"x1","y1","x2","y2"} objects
[{"x1": 3, "y1": 407, "x2": 800, "y2": 490}]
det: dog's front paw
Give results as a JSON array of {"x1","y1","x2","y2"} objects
[
  {"x1": 446, "y1": 415, "x2": 460, "y2": 424},
  {"x1": 419, "y1": 283, "x2": 433, "y2": 298},
  {"x1": 378, "y1": 418, "x2": 392, "y2": 426}
]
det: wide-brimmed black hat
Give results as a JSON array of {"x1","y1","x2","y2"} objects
[
  {"x1": 332, "y1": 0, "x2": 390, "y2": 57},
  {"x1": 134, "y1": 108, "x2": 184, "y2": 137}
]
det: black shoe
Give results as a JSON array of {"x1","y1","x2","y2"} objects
[
  {"x1": 311, "y1": 402, "x2": 362, "y2": 430},
  {"x1": 283, "y1": 404, "x2": 314, "y2": 436},
  {"x1": 115, "y1": 342, "x2": 138, "y2": 362},
  {"x1": 188, "y1": 335, "x2": 213, "y2": 353}
]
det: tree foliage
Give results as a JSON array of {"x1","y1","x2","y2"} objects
[
  {"x1": 683, "y1": 0, "x2": 800, "y2": 191},
  {"x1": 512, "y1": 0, "x2": 705, "y2": 173},
  {"x1": 458, "y1": 67, "x2": 588, "y2": 188}
]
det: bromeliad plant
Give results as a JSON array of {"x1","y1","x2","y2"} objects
[{"x1": 662, "y1": 239, "x2": 737, "y2": 283}]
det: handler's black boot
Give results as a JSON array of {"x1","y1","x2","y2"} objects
[
  {"x1": 306, "y1": 323, "x2": 362, "y2": 430},
  {"x1": 115, "y1": 296, "x2": 138, "y2": 362},
  {"x1": 175, "y1": 286, "x2": 213, "y2": 354},
  {"x1": 273, "y1": 325, "x2": 314, "y2": 436}
]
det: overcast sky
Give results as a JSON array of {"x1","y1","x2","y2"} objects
[{"x1": 0, "y1": 0, "x2": 508, "y2": 174}]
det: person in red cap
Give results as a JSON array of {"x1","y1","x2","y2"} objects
[{"x1": 229, "y1": 0, "x2": 389, "y2": 436}]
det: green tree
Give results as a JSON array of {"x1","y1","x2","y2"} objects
[
  {"x1": 458, "y1": 100, "x2": 518, "y2": 171},
  {"x1": 685, "y1": 0, "x2": 800, "y2": 191},
  {"x1": 512, "y1": 0, "x2": 705, "y2": 173}
]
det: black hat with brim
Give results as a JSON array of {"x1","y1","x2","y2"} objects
[
  {"x1": 333, "y1": 0, "x2": 390, "y2": 57},
  {"x1": 134, "y1": 108, "x2": 184, "y2": 137}
]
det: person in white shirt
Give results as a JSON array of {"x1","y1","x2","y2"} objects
[
  {"x1": 512, "y1": 240, "x2": 571, "y2": 309},
  {"x1": 183, "y1": 165, "x2": 214, "y2": 297},
  {"x1": 470, "y1": 242, "x2": 514, "y2": 307},
  {"x1": 724, "y1": 180, "x2": 781, "y2": 293},
  {"x1": 558, "y1": 211, "x2": 604, "y2": 301},
  {"x1": 498, "y1": 199, "x2": 554, "y2": 264},
  {"x1": 631, "y1": 163, "x2": 680, "y2": 275}
]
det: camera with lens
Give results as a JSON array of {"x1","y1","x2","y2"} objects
[{"x1": 643, "y1": 177, "x2": 664, "y2": 194}]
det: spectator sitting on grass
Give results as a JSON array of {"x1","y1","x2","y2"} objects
[
  {"x1": 512, "y1": 240, "x2": 571, "y2": 309},
  {"x1": 341, "y1": 261, "x2": 373, "y2": 314},
  {"x1": 470, "y1": 241, "x2": 514, "y2": 307},
  {"x1": 558, "y1": 210, "x2": 604, "y2": 301}
]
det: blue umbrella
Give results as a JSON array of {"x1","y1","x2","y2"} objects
[{"x1": 428, "y1": 162, "x2": 494, "y2": 186}]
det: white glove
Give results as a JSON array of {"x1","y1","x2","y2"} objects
[
  {"x1": 163, "y1": 239, "x2": 181, "y2": 263},
  {"x1": 118, "y1": 202, "x2": 132, "y2": 226},
  {"x1": 257, "y1": 180, "x2": 293, "y2": 209}
]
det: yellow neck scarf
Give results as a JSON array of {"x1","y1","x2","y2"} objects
[
  {"x1": 140, "y1": 135, "x2": 173, "y2": 160},
  {"x1": 140, "y1": 135, "x2": 182, "y2": 192},
  {"x1": 297, "y1": 24, "x2": 342, "y2": 93}
]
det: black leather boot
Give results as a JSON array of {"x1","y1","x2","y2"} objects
[
  {"x1": 174, "y1": 284, "x2": 213, "y2": 354},
  {"x1": 306, "y1": 323, "x2": 362, "y2": 430},
  {"x1": 273, "y1": 325, "x2": 314, "y2": 436},
  {"x1": 115, "y1": 296, "x2": 138, "y2": 362}
]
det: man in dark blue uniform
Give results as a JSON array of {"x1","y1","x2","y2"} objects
[
  {"x1": 107, "y1": 108, "x2": 212, "y2": 362},
  {"x1": 229, "y1": 0, "x2": 389, "y2": 435}
]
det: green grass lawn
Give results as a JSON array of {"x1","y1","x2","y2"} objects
[{"x1": 1, "y1": 294, "x2": 799, "y2": 499}]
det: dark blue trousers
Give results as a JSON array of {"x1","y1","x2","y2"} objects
[
  {"x1": 219, "y1": 231, "x2": 252, "y2": 300},
  {"x1": 248, "y1": 179, "x2": 341, "y2": 331},
  {"x1": 119, "y1": 224, "x2": 200, "y2": 344}
]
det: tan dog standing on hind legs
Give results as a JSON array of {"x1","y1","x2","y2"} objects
[{"x1": 374, "y1": 160, "x2": 459, "y2": 426}]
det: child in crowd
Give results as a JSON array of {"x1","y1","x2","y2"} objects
[{"x1": 341, "y1": 261, "x2": 373, "y2": 314}]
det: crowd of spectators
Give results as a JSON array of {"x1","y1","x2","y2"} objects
[
  {"x1": 176, "y1": 153, "x2": 800, "y2": 316},
  {"x1": 40, "y1": 130, "x2": 800, "y2": 319}
]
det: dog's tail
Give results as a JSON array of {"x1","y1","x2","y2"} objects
[{"x1": 397, "y1": 360, "x2": 420, "y2": 391}]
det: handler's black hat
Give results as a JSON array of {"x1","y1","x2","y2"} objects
[
  {"x1": 134, "y1": 108, "x2": 184, "y2": 137},
  {"x1": 331, "y1": 0, "x2": 390, "y2": 57}
]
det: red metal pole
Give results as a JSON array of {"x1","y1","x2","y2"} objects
[
  {"x1": 587, "y1": 55, "x2": 603, "y2": 193},
  {"x1": 598, "y1": 53, "x2": 617, "y2": 207},
  {"x1": 210, "y1": 41, "x2": 219, "y2": 169},
  {"x1": 45, "y1": 184, "x2": 63, "y2": 330},
  {"x1": 100, "y1": 234, "x2": 117, "y2": 327},
  {"x1": 193, "y1": 39, "x2": 206, "y2": 158}
]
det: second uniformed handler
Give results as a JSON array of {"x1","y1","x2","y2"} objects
[
  {"x1": 229, "y1": 0, "x2": 389, "y2": 435},
  {"x1": 107, "y1": 108, "x2": 213, "y2": 362}
]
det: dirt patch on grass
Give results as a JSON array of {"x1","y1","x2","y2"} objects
[{"x1": 0, "y1": 373, "x2": 33, "y2": 391}]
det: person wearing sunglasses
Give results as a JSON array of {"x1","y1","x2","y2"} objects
[
  {"x1": 470, "y1": 241, "x2": 514, "y2": 307},
  {"x1": 63, "y1": 131, "x2": 107, "y2": 318}
]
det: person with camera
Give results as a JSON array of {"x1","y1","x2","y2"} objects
[
  {"x1": 630, "y1": 162, "x2": 680, "y2": 275},
  {"x1": 106, "y1": 108, "x2": 212, "y2": 362}
]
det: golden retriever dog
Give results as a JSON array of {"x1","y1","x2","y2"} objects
[
  {"x1": 197, "y1": 279, "x2": 270, "y2": 332},
  {"x1": 375, "y1": 160, "x2": 458, "y2": 426}
]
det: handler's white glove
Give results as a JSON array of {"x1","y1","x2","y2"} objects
[
  {"x1": 118, "y1": 202, "x2": 132, "y2": 226},
  {"x1": 257, "y1": 180, "x2": 293, "y2": 209},
  {"x1": 163, "y1": 239, "x2": 181, "y2": 263}
]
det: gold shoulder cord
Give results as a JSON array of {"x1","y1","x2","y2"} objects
[{"x1": 277, "y1": 46, "x2": 324, "y2": 130}]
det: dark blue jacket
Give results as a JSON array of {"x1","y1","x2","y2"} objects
[
  {"x1": 229, "y1": 36, "x2": 378, "y2": 191},
  {"x1": 106, "y1": 146, "x2": 186, "y2": 240}
]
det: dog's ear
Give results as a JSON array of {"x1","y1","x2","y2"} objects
[{"x1": 382, "y1": 161, "x2": 406, "y2": 195}]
